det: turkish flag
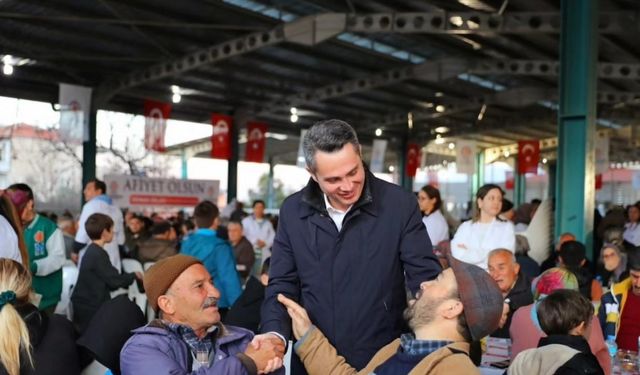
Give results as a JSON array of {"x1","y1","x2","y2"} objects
[
  {"x1": 245, "y1": 122, "x2": 267, "y2": 163},
  {"x1": 517, "y1": 140, "x2": 540, "y2": 175},
  {"x1": 406, "y1": 143, "x2": 420, "y2": 178},
  {"x1": 505, "y1": 171, "x2": 514, "y2": 190},
  {"x1": 595, "y1": 174, "x2": 603, "y2": 190},
  {"x1": 211, "y1": 114, "x2": 232, "y2": 160},
  {"x1": 143, "y1": 100, "x2": 172, "y2": 152}
]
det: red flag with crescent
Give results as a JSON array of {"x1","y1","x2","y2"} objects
[
  {"x1": 406, "y1": 143, "x2": 420, "y2": 178},
  {"x1": 144, "y1": 100, "x2": 172, "y2": 152},
  {"x1": 517, "y1": 140, "x2": 540, "y2": 175},
  {"x1": 245, "y1": 122, "x2": 267, "y2": 163},
  {"x1": 211, "y1": 114, "x2": 232, "y2": 160}
]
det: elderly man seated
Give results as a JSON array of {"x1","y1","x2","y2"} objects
[
  {"x1": 487, "y1": 248, "x2": 533, "y2": 338},
  {"x1": 120, "y1": 254, "x2": 284, "y2": 374},
  {"x1": 278, "y1": 255, "x2": 503, "y2": 374}
]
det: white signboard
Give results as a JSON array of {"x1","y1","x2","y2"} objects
[
  {"x1": 595, "y1": 133, "x2": 610, "y2": 175},
  {"x1": 369, "y1": 139, "x2": 388, "y2": 173},
  {"x1": 456, "y1": 140, "x2": 477, "y2": 175},
  {"x1": 105, "y1": 175, "x2": 219, "y2": 208}
]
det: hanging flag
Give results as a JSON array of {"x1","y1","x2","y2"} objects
[
  {"x1": 144, "y1": 100, "x2": 172, "y2": 152},
  {"x1": 210, "y1": 114, "x2": 233, "y2": 160},
  {"x1": 296, "y1": 129, "x2": 308, "y2": 168},
  {"x1": 595, "y1": 174, "x2": 603, "y2": 190},
  {"x1": 517, "y1": 140, "x2": 540, "y2": 175},
  {"x1": 456, "y1": 140, "x2": 476, "y2": 174},
  {"x1": 245, "y1": 122, "x2": 267, "y2": 163},
  {"x1": 59, "y1": 83, "x2": 92, "y2": 143},
  {"x1": 370, "y1": 139, "x2": 387, "y2": 173},
  {"x1": 406, "y1": 143, "x2": 420, "y2": 178},
  {"x1": 505, "y1": 171, "x2": 515, "y2": 190},
  {"x1": 595, "y1": 133, "x2": 610, "y2": 174}
]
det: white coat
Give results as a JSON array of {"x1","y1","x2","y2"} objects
[
  {"x1": 451, "y1": 218, "x2": 515, "y2": 270},
  {"x1": 421, "y1": 210, "x2": 449, "y2": 246}
]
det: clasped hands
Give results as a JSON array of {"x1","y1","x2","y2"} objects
[{"x1": 247, "y1": 294, "x2": 313, "y2": 373}]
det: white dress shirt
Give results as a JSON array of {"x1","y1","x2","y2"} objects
[
  {"x1": 323, "y1": 194, "x2": 352, "y2": 232},
  {"x1": 422, "y1": 210, "x2": 449, "y2": 246},
  {"x1": 451, "y1": 218, "x2": 516, "y2": 270}
]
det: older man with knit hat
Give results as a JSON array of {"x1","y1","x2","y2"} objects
[
  {"x1": 278, "y1": 256, "x2": 504, "y2": 374},
  {"x1": 120, "y1": 254, "x2": 285, "y2": 374}
]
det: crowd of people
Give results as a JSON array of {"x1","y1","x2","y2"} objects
[{"x1": 0, "y1": 119, "x2": 639, "y2": 375}]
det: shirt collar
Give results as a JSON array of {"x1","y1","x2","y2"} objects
[
  {"x1": 399, "y1": 333, "x2": 453, "y2": 356},
  {"x1": 165, "y1": 321, "x2": 218, "y2": 361},
  {"x1": 323, "y1": 194, "x2": 352, "y2": 215}
]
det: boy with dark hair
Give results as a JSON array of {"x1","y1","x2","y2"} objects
[
  {"x1": 509, "y1": 289, "x2": 604, "y2": 374},
  {"x1": 181, "y1": 200, "x2": 241, "y2": 315},
  {"x1": 71, "y1": 213, "x2": 142, "y2": 334}
]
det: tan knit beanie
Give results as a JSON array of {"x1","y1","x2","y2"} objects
[{"x1": 144, "y1": 254, "x2": 202, "y2": 312}]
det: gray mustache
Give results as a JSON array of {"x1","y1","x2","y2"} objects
[{"x1": 203, "y1": 297, "x2": 218, "y2": 309}]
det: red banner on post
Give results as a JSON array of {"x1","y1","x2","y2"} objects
[
  {"x1": 245, "y1": 122, "x2": 267, "y2": 163},
  {"x1": 595, "y1": 174, "x2": 603, "y2": 190},
  {"x1": 406, "y1": 143, "x2": 420, "y2": 178},
  {"x1": 143, "y1": 100, "x2": 172, "y2": 152},
  {"x1": 210, "y1": 114, "x2": 233, "y2": 160},
  {"x1": 505, "y1": 171, "x2": 514, "y2": 190},
  {"x1": 517, "y1": 140, "x2": 540, "y2": 175}
]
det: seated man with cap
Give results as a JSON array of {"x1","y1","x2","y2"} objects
[
  {"x1": 278, "y1": 255, "x2": 503, "y2": 374},
  {"x1": 120, "y1": 254, "x2": 285, "y2": 374}
]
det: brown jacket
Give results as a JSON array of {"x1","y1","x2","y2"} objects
[{"x1": 295, "y1": 327, "x2": 477, "y2": 375}]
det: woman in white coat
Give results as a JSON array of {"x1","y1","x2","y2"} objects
[
  {"x1": 417, "y1": 185, "x2": 449, "y2": 247},
  {"x1": 451, "y1": 184, "x2": 515, "y2": 270}
]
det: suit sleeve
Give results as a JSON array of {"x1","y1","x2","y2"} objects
[
  {"x1": 216, "y1": 242, "x2": 243, "y2": 306},
  {"x1": 260, "y1": 209, "x2": 299, "y2": 340},
  {"x1": 399, "y1": 198, "x2": 442, "y2": 294}
]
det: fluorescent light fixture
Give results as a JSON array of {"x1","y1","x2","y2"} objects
[
  {"x1": 290, "y1": 107, "x2": 297, "y2": 114},
  {"x1": 434, "y1": 126, "x2": 449, "y2": 134},
  {"x1": 290, "y1": 114, "x2": 298, "y2": 123},
  {"x1": 172, "y1": 93, "x2": 181, "y2": 103},
  {"x1": 375, "y1": 128, "x2": 382, "y2": 136},
  {"x1": 2, "y1": 64, "x2": 13, "y2": 76},
  {"x1": 435, "y1": 105, "x2": 446, "y2": 113},
  {"x1": 388, "y1": 165, "x2": 395, "y2": 172},
  {"x1": 171, "y1": 85, "x2": 180, "y2": 94},
  {"x1": 448, "y1": 143, "x2": 455, "y2": 150}
]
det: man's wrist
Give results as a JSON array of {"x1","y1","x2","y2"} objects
[
  {"x1": 235, "y1": 353, "x2": 258, "y2": 375},
  {"x1": 266, "y1": 331, "x2": 287, "y2": 346}
]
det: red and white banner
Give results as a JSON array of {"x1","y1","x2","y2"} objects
[
  {"x1": 59, "y1": 83, "x2": 92, "y2": 143},
  {"x1": 456, "y1": 140, "x2": 476, "y2": 174},
  {"x1": 211, "y1": 113, "x2": 232, "y2": 160},
  {"x1": 144, "y1": 100, "x2": 172, "y2": 152},
  {"x1": 595, "y1": 174, "x2": 603, "y2": 190},
  {"x1": 517, "y1": 140, "x2": 540, "y2": 175},
  {"x1": 406, "y1": 143, "x2": 420, "y2": 178},
  {"x1": 105, "y1": 175, "x2": 219, "y2": 208},
  {"x1": 245, "y1": 122, "x2": 267, "y2": 163}
]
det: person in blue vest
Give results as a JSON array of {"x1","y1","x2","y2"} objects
[{"x1": 182, "y1": 200, "x2": 242, "y2": 316}]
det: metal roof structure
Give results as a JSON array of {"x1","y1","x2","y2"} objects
[{"x1": 2, "y1": 0, "x2": 640, "y2": 165}]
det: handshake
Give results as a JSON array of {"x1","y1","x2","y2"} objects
[{"x1": 245, "y1": 294, "x2": 313, "y2": 373}]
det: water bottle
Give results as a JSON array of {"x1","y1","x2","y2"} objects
[{"x1": 606, "y1": 335, "x2": 619, "y2": 373}]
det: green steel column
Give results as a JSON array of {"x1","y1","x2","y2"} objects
[
  {"x1": 81, "y1": 104, "x2": 97, "y2": 204},
  {"x1": 181, "y1": 149, "x2": 188, "y2": 180},
  {"x1": 400, "y1": 135, "x2": 412, "y2": 191},
  {"x1": 556, "y1": 0, "x2": 598, "y2": 259},
  {"x1": 227, "y1": 112, "x2": 241, "y2": 204},
  {"x1": 514, "y1": 170, "x2": 526, "y2": 207},
  {"x1": 472, "y1": 151, "x2": 484, "y2": 195}
]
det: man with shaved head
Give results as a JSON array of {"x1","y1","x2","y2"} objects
[{"x1": 487, "y1": 248, "x2": 533, "y2": 338}]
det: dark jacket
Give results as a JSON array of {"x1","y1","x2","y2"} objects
[
  {"x1": 516, "y1": 254, "x2": 540, "y2": 279},
  {"x1": 137, "y1": 238, "x2": 177, "y2": 263},
  {"x1": 492, "y1": 272, "x2": 533, "y2": 338},
  {"x1": 232, "y1": 236, "x2": 256, "y2": 279},
  {"x1": 539, "y1": 335, "x2": 604, "y2": 375},
  {"x1": 261, "y1": 171, "x2": 441, "y2": 373},
  {"x1": 71, "y1": 243, "x2": 135, "y2": 333},
  {"x1": 224, "y1": 276, "x2": 265, "y2": 333},
  {"x1": 0, "y1": 304, "x2": 81, "y2": 375},
  {"x1": 120, "y1": 321, "x2": 255, "y2": 374}
]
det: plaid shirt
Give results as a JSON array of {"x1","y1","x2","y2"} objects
[
  {"x1": 399, "y1": 333, "x2": 452, "y2": 356},
  {"x1": 165, "y1": 322, "x2": 218, "y2": 367}
]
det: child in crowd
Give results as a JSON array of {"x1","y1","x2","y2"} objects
[
  {"x1": 71, "y1": 213, "x2": 141, "y2": 334},
  {"x1": 509, "y1": 289, "x2": 604, "y2": 375}
]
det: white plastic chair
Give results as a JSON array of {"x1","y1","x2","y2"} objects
[
  {"x1": 55, "y1": 264, "x2": 79, "y2": 319},
  {"x1": 121, "y1": 259, "x2": 146, "y2": 314},
  {"x1": 143, "y1": 261, "x2": 155, "y2": 271}
]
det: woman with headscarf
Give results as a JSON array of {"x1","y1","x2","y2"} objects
[
  {"x1": 597, "y1": 243, "x2": 628, "y2": 288},
  {"x1": 509, "y1": 267, "x2": 610, "y2": 374},
  {"x1": 417, "y1": 185, "x2": 449, "y2": 247},
  {"x1": 451, "y1": 184, "x2": 515, "y2": 270},
  {"x1": 0, "y1": 259, "x2": 80, "y2": 375}
]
